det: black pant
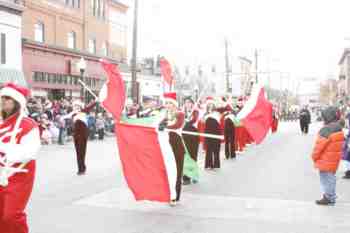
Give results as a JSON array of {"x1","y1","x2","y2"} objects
[
  {"x1": 224, "y1": 120, "x2": 236, "y2": 159},
  {"x1": 182, "y1": 124, "x2": 199, "y2": 182},
  {"x1": 98, "y1": 128, "x2": 104, "y2": 140},
  {"x1": 89, "y1": 126, "x2": 96, "y2": 140},
  {"x1": 205, "y1": 119, "x2": 221, "y2": 169},
  {"x1": 169, "y1": 132, "x2": 185, "y2": 201},
  {"x1": 58, "y1": 127, "x2": 65, "y2": 145},
  {"x1": 205, "y1": 139, "x2": 221, "y2": 169},
  {"x1": 73, "y1": 122, "x2": 89, "y2": 173},
  {"x1": 300, "y1": 122, "x2": 309, "y2": 134}
]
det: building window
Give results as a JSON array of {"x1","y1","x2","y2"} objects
[
  {"x1": 102, "y1": 42, "x2": 108, "y2": 56},
  {"x1": 75, "y1": 0, "x2": 80, "y2": 8},
  {"x1": 92, "y1": 0, "x2": 105, "y2": 18},
  {"x1": 34, "y1": 22, "x2": 45, "y2": 43},
  {"x1": 88, "y1": 39, "x2": 96, "y2": 54},
  {"x1": 66, "y1": 0, "x2": 80, "y2": 8},
  {"x1": 96, "y1": 0, "x2": 100, "y2": 17},
  {"x1": 67, "y1": 31, "x2": 76, "y2": 49},
  {"x1": 92, "y1": 0, "x2": 96, "y2": 16},
  {"x1": 100, "y1": 0, "x2": 105, "y2": 19},
  {"x1": 0, "y1": 33, "x2": 5, "y2": 65}
]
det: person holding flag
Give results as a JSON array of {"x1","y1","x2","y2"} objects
[
  {"x1": 182, "y1": 97, "x2": 200, "y2": 185},
  {"x1": 223, "y1": 98, "x2": 237, "y2": 160},
  {"x1": 0, "y1": 83, "x2": 41, "y2": 233},
  {"x1": 204, "y1": 97, "x2": 222, "y2": 170},
  {"x1": 158, "y1": 92, "x2": 185, "y2": 206},
  {"x1": 64, "y1": 100, "x2": 96, "y2": 175}
]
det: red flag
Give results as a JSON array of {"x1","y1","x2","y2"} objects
[
  {"x1": 99, "y1": 59, "x2": 178, "y2": 203},
  {"x1": 237, "y1": 86, "x2": 273, "y2": 144},
  {"x1": 115, "y1": 123, "x2": 177, "y2": 202},
  {"x1": 159, "y1": 58, "x2": 173, "y2": 86},
  {"x1": 99, "y1": 59, "x2": 126, "y2": 121}
]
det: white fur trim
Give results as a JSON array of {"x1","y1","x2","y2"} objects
[
  {"x1": 205, "y1": 112, "x2": 221, "y2": 123},
  {"x1": 0, "y1": 87, "x2": 26, "y2": 108},
  {"x1": 164, "y1": 97, "x2": 178, "y2": 107},
  {"x1": 206, "y1": 99, "x2": 215, "y2": 105}
]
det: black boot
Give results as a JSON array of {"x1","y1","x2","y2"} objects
[
  {"x1": 316, "y1": 196, "x2": 335, "y2": 206},
  {"x1": 182, "y1": 176, "x2": 191, "y2": 185},
  {"x1": 343, "y1": 170, "x2": 350, "y2": 179}
]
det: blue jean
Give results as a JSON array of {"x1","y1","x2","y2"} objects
[
  {"x1": 58, "y1": 127, "x2": 65, "y2": 145},
  {"x1": 319, "y1": 171, "x2": 337, "y2": 203}
]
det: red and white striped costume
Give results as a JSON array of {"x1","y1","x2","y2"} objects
[{"x1": 0, "y1": 83, "x2": 41, "y2": 233}]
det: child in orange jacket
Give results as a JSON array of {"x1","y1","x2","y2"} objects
[{"x1": 311, "y1": 106, "x2": 344, "y2": 206}]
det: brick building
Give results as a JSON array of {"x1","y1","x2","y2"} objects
[{"x1": 21, "y1": 0, "x2": 128, "y2": 100}]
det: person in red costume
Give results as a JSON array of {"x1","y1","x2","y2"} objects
[
  {"x1": 204, "y1": 97, "x2": 222, "y2": 170},
  {"x1": 64, "y1": 100, "x2": 96, "y2": 175},
  {"x1": 158, "y1": 92, "x2": 185, "y2": 206},
  {"x1": 182, "y1": 97, "x2": 200, "y2": 185},
  {"x1": 221, "y1": 97, "x2": 236, "y2": 159},
  {"x1": 0, "y1": 83, "x2": 41, "y2": 233},
  {"x1": 235, "y1": 97, "x2": 245, "y2": 154},
  {"x1": 271, "y1": 105, "x2": 279, "y2": 133}
]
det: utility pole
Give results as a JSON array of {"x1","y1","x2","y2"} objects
[
  {"x1": 224, "y1": 39, "x2": 230, "y2": 93},
  {"x1": 255, "y1": 49, "x2": 258, "y2": 83},
  {"x1": 131, "y1": 0, "x2": 139, "y2": 104}
]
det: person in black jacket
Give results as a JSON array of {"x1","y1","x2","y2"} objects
[{"x1": 299, "y1": 106, "x2": 311, "y2": 135}]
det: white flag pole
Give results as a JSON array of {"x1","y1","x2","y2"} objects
[
  {"x1": 166, "y1": 129, "x2": 224, "y2": 140},
  {"x1": 78, "y1": 79, "x2": 98, "y2": 100}
]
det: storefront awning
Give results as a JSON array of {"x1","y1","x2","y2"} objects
[{"x1": 0, "y1": 69, "x2": 27, "y2": 87}]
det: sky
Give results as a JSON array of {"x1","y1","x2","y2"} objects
[{"x1": 123, "y1": 0, "x2": 350, "y2": 93}]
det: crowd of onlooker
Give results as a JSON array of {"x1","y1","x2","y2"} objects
[{"x1": 26, "y1": 97, "x2": 115, "y2": 145}]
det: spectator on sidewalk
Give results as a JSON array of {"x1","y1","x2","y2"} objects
[
  {"x1": 87, "y1": 112, "x2": 97, "y2": 140},
  {"x1": 96, "y1": 113, "x2": 105, "y2": 140},
  {"x1": 311, "y1": 106, "x2": 344, "y2": 206},
  {"x1": 342, "y1": 113, "x2": 350, "y2": 179},
  {"x1": 56, "y1": 110, "x2": 67, "y2": 145},
  {"x1": 300, "y1": 106, "x2": 311, "y2": 135},
  {"x1": 40, "y1": 114, "x2": 52, "y2": 145}
]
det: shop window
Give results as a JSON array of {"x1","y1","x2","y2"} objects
[
  {"x1": 43, "y1": 73, "x2": 48, "y2": 83},
  {"x1": 74, "y1": 76, "x2": 78, "y2": 85},
  {"x1": 57, "y1": 74, "x2": 62, "y2": 84},
  {"x1": 63, "y1": 75, "x2": 68, "y2": 84}
]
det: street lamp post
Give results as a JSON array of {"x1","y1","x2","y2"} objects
[
  {"x1": 77, "y1": 57, "x2": 87, "y2": 103},
  {"x1": 131, "y1": 0, "x2": 139, "y2": 104}
]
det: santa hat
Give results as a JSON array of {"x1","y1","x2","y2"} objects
[
  {"x1": 163, "y1": 92, "x2": 178, "y2": 106},
  {"x1": 0, "y1": 83, "x2": 30, "y2": 109},
  {"x1": 206, "y1": 96, "x2": 215, "y2": 105}
]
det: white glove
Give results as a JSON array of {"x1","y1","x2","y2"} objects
[
  {"x1": 0, "y1": 143, "x2": 22, "y2": 164},
  {"x1": 0, "y1": 165, "x2": 28, "y2": 187}
]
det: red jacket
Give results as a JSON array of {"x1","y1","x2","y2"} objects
[{"x1": 312, "y1": 122, "x2": 344, "y2": 172}]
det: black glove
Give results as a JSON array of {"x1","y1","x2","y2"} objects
[{"x1": 158, "y1": 122, "x2": 167, "y2": 131}]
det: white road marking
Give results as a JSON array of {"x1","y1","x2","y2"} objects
[{"x1": 74, "y1": 187, "x2": 350, "y2": 227}]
